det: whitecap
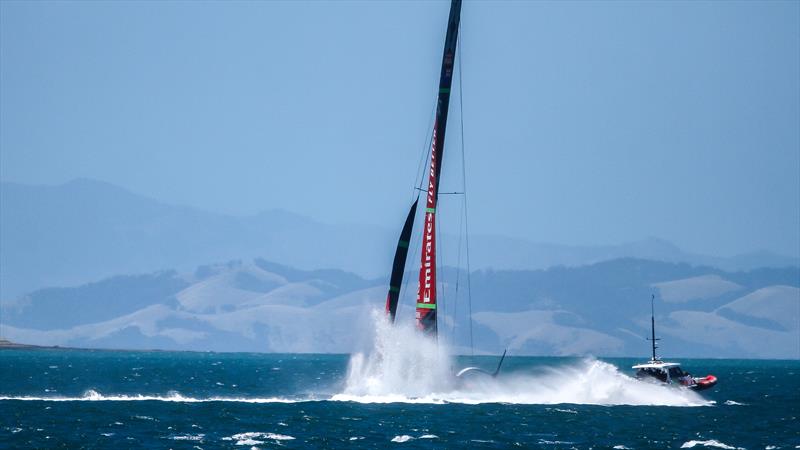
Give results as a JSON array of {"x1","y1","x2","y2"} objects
[
  {"x1": 419, "y1": 434, "x2": 438, "y2": 439},
  {"x1": 724, "y1": 400, "x2": 746, "y2": 406},
  {"x1": 223, "y1": 432, "x2": 295, "y2": 445},
  {"x1": 172, "y1": 434, "x2": 205, "y2": 441},
  {"x1": 263, "y1": 433, "x2": 294, "y2": 441},
  {"x1": 330, "y1": 393, "x2": 446, "y2": 404},
  {"x1": 680, "y1": 440, "x2": 742, "y2": 449},
  {"x1": 391, "y1": 435, "x2": 413, "y2": 443}
]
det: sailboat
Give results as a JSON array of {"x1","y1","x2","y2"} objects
[
  {"x1": 381, "y1": 2, "x2": 718, "y2": 390},
  {"x1": 382, "y1": 0, "x2": 505, "y2": 378},
  {"x1": 384, "y1": 0, "x2": 462, "y2": 333},
  {"x1": 632, "y1": 295, "x2": 718, "y2": 391}
]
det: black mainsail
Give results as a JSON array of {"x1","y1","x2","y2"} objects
[{"x1": 384, "y1": 199, "x2": 419, "y2": 322}]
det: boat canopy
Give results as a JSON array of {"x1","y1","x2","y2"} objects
[{"x1": 632, "y1": 361, "x2": 682, "y2": 370}]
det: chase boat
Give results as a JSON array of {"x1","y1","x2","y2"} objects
[
  {"x1": 633, "y1": 360, "x2": 717, "y2": 391},
  {"x1": 633, "y1": 295, "x2": 718, "y2": 391}
]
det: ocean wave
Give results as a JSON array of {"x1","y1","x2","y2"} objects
[
  {"x1": 171, "y1": 434, "x2": 204, "y2": 441},
  {"x1": 0, "y1": 380, "x2": 711, "y2": 407},
  {"x1": 329, "y1": 393, "x2": 447, "y2": 404},
  {"x1": 681, "y1": 440, "x2": 743, "y2": 449},
  {"x1": 222, "y1": 432, "x2": 295, "y2": 446},
  {"x1": 0, "y1": 389, "x2": 308, "y2": 404}
]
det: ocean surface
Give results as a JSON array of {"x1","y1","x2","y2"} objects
[{"x1": 1, "y1": 344, "x2": 798, "y2": 449}]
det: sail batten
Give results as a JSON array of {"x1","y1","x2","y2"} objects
[{"x1": 415, "y1": 0, "x2": 462, "y2": 335}]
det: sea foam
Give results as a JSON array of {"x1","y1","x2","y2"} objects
[
  {"x1": 681, "y1": 440, "x2": 743, "y2": 449},
  {"x1": 221, "y1": 432, "x2": 295, "y2": 446}
]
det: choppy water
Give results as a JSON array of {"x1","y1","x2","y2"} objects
[{"x1": 1, "y1": 321, "x2": 798, "y2": 449}]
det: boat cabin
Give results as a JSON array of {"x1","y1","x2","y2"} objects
[{"x1": 632, "y1": 360, "x2": 691, "y2": 385}]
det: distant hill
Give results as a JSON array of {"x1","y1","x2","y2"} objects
[
  {"x1": 2, "y1": 179, "x2": 798, "y2": 300},
  {"x1": 2, "y1": 258, "x2": 797, "y2": 359},
  {"x1": 0, "y1": 179, "x2": 394, "y2": 299}
]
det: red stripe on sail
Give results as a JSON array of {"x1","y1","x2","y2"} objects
[
  {"x1": 414, "y1": 0, "x2": 461, "y2": 335},
  {"x1": 416, "y1": 123, "x2": 439, "y2": 333}
]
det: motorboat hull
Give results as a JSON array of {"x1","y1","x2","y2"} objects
[{"x1": 689, "y1": 375, "x2": 717, "y2": 391}]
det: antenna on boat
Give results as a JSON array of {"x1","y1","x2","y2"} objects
[{"x1": 647, "y1": 294, "x2": 660, "y2": 362}]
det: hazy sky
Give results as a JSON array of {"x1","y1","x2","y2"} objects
[{"x1": 1, "y1": 1, "x2": 798, "y2": 258}]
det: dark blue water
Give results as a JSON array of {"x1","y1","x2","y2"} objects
[{"x1": 1, "y1": 349, "x2": 798, "y2": 449}]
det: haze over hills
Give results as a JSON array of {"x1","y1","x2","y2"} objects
[
  {"x1": 1, "y1": 258, "x2": 798, "y2": 359},
  {"x1": 2, "y1": 179, "x2": 798, "y2": 358},
  {"x1": 2, "y1": 178, "x2": 797, "y2": 300}
]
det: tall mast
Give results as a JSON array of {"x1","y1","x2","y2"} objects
[{"x1": 416, "y1": 0, "x2": 462, "y2": 335}]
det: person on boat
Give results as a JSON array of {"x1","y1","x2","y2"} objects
[{"x1": 672, "y1": 367, "x2": 694, "y2": 386}]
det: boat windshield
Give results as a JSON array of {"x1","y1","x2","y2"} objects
[
  {"x1": 668, "y1": 366, "x2": 687, "y2": 379},
  {"x1": 637, "y1": 367, "x2": 668, "y2": 382}
]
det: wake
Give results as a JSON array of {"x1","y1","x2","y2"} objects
[{"x1": 332, "y1": 311, "x2": 712, "y2": 407}]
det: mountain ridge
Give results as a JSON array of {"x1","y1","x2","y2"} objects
[
  {"x1": 2, "y1": 257, "x2": 798, "y2": 359},
  {"x1": 1, "y1": 178, "x2": 797, "y2": 300}
]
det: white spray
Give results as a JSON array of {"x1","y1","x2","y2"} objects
[
  {"x1": 333, "y1": 311, "x2": 456, "y2": 403},
  {"x1": 333, "y1": 309, "x2": 711, "y2": 407}
]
